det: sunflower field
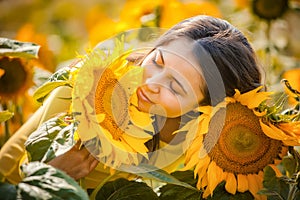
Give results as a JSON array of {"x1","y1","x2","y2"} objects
[{"x1": 0, "y1": 0, "x2": 300, "y2": 199}]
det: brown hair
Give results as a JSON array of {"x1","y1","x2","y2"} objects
[{"x1": 154, "y1": 15, "x2": 264, "y2": 106}]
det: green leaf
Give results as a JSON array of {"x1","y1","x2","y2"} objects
[
  {"x1": 17, "y1": 161, "x2": 89, "y2": 200},
  {"x1": 258, "y1": 166, "x2": 289, "y2": 199},
  {"x1": 33, "y1": 67, "x2": 72, "y2": 103},
  {"x1": 159, "y1": 170, "x2": 202, "y2": 200},
  {"x1": 282, "y1": 156, "x2": 297, "y2": 177},
  {"x1": 95, "y1": 178, "x2": 159, "y2": 200},
  {"x1": 0, "y1": 110, "x2": 14, "y2": 122},
  {"x1": 0, "y1": 37, "x2": 40, "y2": 59},
  {"x1": 0, "y1": 182, "x2": 17, "y2": 200},
  {"x1": 122, "y1": 163, "x2": 198, "y2": 191},
  {"x1": 206, "y1": 182, "x2": 254, "y2": 200},
  {"x1": 25, "y1": 116, "x2": 76, "y2": 162},
  {"x1": 33, "y1": 81, "x2": 71, "y2": 103},
  {"x1": 48, "y1": 67, "x2": 71, "y2": 82}
]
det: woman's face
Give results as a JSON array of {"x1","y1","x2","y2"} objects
[{"x1": 137, "y1": 38, "x2": 205, "y2": 117}]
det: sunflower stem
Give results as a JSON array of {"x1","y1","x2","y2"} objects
[
  {"x1": 2, "y1": 103, "x2": 11, "y2": 145},
  {"x1": 89, "y1": 171, "x2": 121, "y2": 200},
  {"x1": 289, "y1": 147, "x2": 300, "y2": 172},
  {"x1": 287, "y1": 184, "x2": 298, "y2": 200}
]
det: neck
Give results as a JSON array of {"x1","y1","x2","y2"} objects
[{"x1": 156, "y1": 116, "x2": 181, "y2": 143}]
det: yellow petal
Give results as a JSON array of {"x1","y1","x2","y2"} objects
[
  {"x1": 202, "y1": 186, "x2": 211, "y2": 198},
  {"x1": 121, "y1": 133, "x2": 150, "y2": 154},
  {"x1": 195, "y1": 156, "x2": 210, "y2": 179},
  {"x1": 129, "y1": 91, "x2": 139, "y2": 107},
  {"x1": 225, "y1": 97, "x2": 236, "y2": 104},
  {"x1": 182, "y1": 120, "x2": 202, "y2": 150},
  {"x1": 185, "y1": 135, "x2": 203, "y2": 162},
  {"x1": 207, "y1": 161, "x2": 220, "y2": 196},
  {"x1": 96, "y1": 114, "x2": 105, "y2": 122},
  {"x1": 201, "y1": 174, "x2": 209, "y2": 188},
  {"x1": 247, "y1": 174, "x2": 266, "y2": 200},
  {"x1": 237, "y1": 174, "x2": 248, "y2": 192},
  {"x1": 129, "y1": 105, "x2": 154, "y2": 131},
  {"x1": 235, "y1": 86, "x2": 262, "y2": 101},
  {"x1": 260, "y1": 120, "x2": 288, "y2": 140},
  {"x1": 246, "y1": 92, "x2": 272, "y2": 109},
  {"x1": 236, "y1": 86, "x2": 272, "y2": 109},
  {"x1": 225, "y1": 173, "x2": 237, "y2": 195},
  {"x1": 253, "y1": 109, "x2": 267, "y2": 117},
  {"x1": 268, "y1": 164, "x2": 283, "y2": 177},
  {"x1": 197, "y1": 105, "x2": 212, "y2": 115},
  {"x1": 182, "y1": 152, "x2": 199, "y2": 171}
]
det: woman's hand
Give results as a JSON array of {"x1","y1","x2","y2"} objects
[{"x1": 48, "y1": 141, "x2": 99, "y2": 180}]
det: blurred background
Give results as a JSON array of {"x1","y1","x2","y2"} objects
[{"x1": 0, "y1": 0, "x2": 300, "y2": 147}]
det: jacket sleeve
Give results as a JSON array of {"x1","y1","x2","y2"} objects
[{"x1": 0, "y1": 86, "x2": 72, "y2": 184}]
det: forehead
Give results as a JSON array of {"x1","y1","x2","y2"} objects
[{"x1": 157, "y1": 38, "x2": 202, "y2": 87}]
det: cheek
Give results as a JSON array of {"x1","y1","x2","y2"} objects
[{"x1": 158, "y1": 91, "x2": 184, "y2": 117}]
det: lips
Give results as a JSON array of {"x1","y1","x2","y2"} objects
[{"x1": 137, "y1": 87, "x2": 153, "y2": 104}]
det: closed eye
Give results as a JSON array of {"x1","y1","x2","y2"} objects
[
  {"x1": 152, "y1": 59, "x2": 164, "y2": 68},
  {"x1": 171, "y1": 78, "x2": 187, "y2": 95}
]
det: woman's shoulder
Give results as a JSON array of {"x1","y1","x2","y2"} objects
[{"x1": 38, "y1": 86, "x2": 72, "y2": 126}]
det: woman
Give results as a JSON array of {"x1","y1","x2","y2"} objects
[{"x1": 0, "y1": 15, "x2": 263, "y2": 189}]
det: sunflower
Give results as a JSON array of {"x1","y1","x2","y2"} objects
[
  {"x1": 0, "y1": 56, "x2": 33, "y2": 101},
  {"x1": 159, "y1": 0, "x2": 222, "y2": 28},
  {"x1": 282, "y1": 68, "x2": 300, "y2": 105},
  {"x1": 252, "y1": 0, "x2": 289, "y2": 20},
  {"x1": 72, "y1": 43, "x2": 154, "y2": 169},
  {"x1": 182, "y1": 86, "x2": 297, "y2": 199}
]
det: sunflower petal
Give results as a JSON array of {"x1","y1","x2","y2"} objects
[
  {"x1": 207, "y1": 161, "x2": 221, "y2": 196},
  {"x1": 268, "y1": 164, "x2": 282, "y2": 177},
  {"x1": 128, "y1": 105, "x2": 154, "y2": 132},
  {"x1": 247, "y1": 174, "x2": 266, "y2": 200},
  {"x1": 225, "y1": 173, "x2": 237, "y2": 195},
  {"x1": 237, "y1": 174, "x2": 248, "y2": 192},
  {"x1": 195, "y1": 156, "x2": 210, "y2": 179},
  {"x1": 260, "y1": 120, "x2": 288, "y2": 140},
  {"x1": 122, "y1": 134, "x2": 150, "y2": 154},
  {"x1": 246, "y1": 92, "x2": 272, "y2": 109},
  {"x1": 235, "y1": 86, "x2": 272, "y2": 109}
]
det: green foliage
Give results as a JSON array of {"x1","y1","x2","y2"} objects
[
  {"x1": 25, "y1": 116, "x2": 77, "y2": 163},
  {"x1": 95, "y1": 178, "x2": 159, "y2": 200},
  {"x1": 33, "y1": 67, "x2": 72, "y2": 103},
  {"x1": 206, "y1": 182, "x2": 254, "y2": 200},
  {"x1": 17, "y1": 161, "x2": 89, "y2": 200},
  {"x1": 159, "y1": 170, "x2": 203, "y2": 200},
  {"x1": 0, "y1": 110, "x2": 14, "y2": 123},
  {"x1": 159, "y1": 171, "x2": 253, "y2": 200},
  {"x1": 0, "y1": 162, "x2": 89, "y2": 200},
  {"x1": 131, "y1": 164, "x2": 198, "y2": 190},
  {"x1": 0, "y1": 182, "x2": 17, "y2": 200},
  {"x1": 258, "y1": 166, "x2": 289, "y2": 200},
  {"x1": 0, "y1": 37, "x2": 40, "y2": 59},
  {"x1": 259, "y1": 148, "x2": 300, "y2": 200}
]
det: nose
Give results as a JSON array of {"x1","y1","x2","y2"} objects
[
  {"x1": 144, "y1": 72, "x2": 167, "y2": 93},
  {"x1": 144, "y1": 82, "x2": 160, "y2": 93}
]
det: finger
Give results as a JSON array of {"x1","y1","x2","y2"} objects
[
  {"x1": 87, "y1": 153, "x2": 97, "y2": 162},
  {"x1": 72, "y1": 140, "x2": 82, "y2": 150},
  {"x1": 78, "y1": 146, "x2": 92, "y2": 158},
  {"x1": 89, "y1": 159, "x2": 99, "y2": 171}
]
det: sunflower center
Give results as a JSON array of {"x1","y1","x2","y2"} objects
[
  {"x1": 229, "y1": 125, "x2": 260, "y2": 154},
  {"x1": 94, "y1": 69, "x2": 128, "y2": 140},
  {"x1": 0, "y1": 57, "x2": 27, "y2": 96},
  {"x1": 207, "y1": 102, "x2": 283, "y2": 174}
]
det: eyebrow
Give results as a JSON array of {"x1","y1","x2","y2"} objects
[
  {"x1": 158, "y1": 48, "x2": 188, "y2": 95},
  {"x1": 157, "y1": 48, "x2": 165, "y2": 64}
]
